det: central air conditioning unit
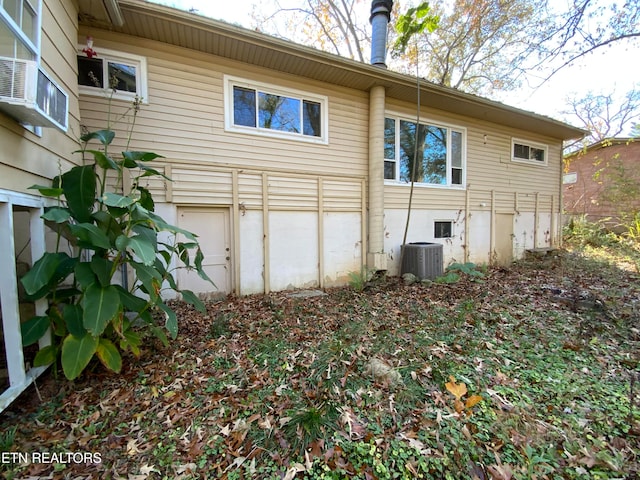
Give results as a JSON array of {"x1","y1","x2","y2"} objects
[
  {"x1": 0, "y1": 56, "x2": 69, "y2": 131},
  {"x1": 401, "y1": 242, "x2": 443, "y2": 280}
]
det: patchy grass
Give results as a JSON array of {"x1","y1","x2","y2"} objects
[{"x1": 1, "y1": 247, "x2": 639, "y2": 479}]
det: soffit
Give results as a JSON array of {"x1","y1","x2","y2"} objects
[{"x1": 78, "y1": 0, "x2": 585, "y2": 141}]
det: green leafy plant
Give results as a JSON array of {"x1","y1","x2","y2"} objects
[
  {"x1": 435, "y1": 262, "x2": 485, "y2": 283},
  {"x1": 347, "y1": 267, "x2": 374, "y2": 291},
  {"x1": 19, "y1": 97, "x2": 212, "y2": 380}
]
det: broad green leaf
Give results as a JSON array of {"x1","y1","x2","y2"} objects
[
  {"x1": 157, "y1": 301, "x2": 178, "y2": 339},
  {"x1": 121, "y1": 330, "x2": 142, "y2": 355},
  {"x1": 163, "y1": 269, "x2": 178, "y2": 290},
  {"x1": 136, "y1": 164, "x2": 171, "y2": 181},
  {"x1": 80, "y1": 129, "x2": 115, "y2": 146},
  {"x1": 78, "y1": 149, "x2": 118, "y2": 170},
  {"x1": 195, "y1": 248, "x2": 215, "y2": 284},
  {"x1": 21, "y1": 316, "x2": 50, "y2": 346},
  {"x1": 48, "y1": 306, "x2": 67, "y2": 337},
  {"x1": 116, "y1": 235, "x2": 156, "y2": 266},
  {"x1": 61, "y1": 165, "x2": 96, "y2": 223},
  {"x1": 180, "y1": 289, "x2": 206, "y2": 313},
  {"x1": 69, "y1": 223, "x2": 111, "y2": 250},
  {"x1": 96, "y1": 338, "x2": 122, "y2": 373},
  {"x1": 157, "y1": 248, "x2": 172, "y2": 266},
  {"x1": 33, "y1": 345, "x2": 57, "y2": 367},
  {"x1": 136, "y1": 186, "x2": 155, "y2": 211},
  {"x1": 93, "y1": 210, "x2": 125, "y2": 237},
  {"x1": 90, "y1": 256, "x2": 115, "y2": 287},
  {"x1": 101, "y1": 192, "x2": 135, "y2": 208},
  {"x1": 28, "y1": 184, "x2": 63, "y2": 197},
  {"x1": 132, "y1": 225, "x2": 157, "y2": 251},
  {"x1": 63, "y1": 304, "x2": 86, "y2": 337},
  {"x1": 128, "y1": 236, "x2": 157, "y2": 266},
  {"x1": 149, "y1": 326, "x2": 168, "y2": 347},
  {"x1": 115, "y1": 285, "x2": 149, "y2": 312},
  {"x1": 21, "y1": 252, "x2": 71, "y2": 296},
  {"x1": 145, "y1": 210, "x2": 197, "y2": 240},
  {"x1": 82, "y1": 284, "x2": 120, "y2": 336},
  {"x1": 131, "y1": 261, "x2": 162, "y2": 283},
  {"x1": 61, "y1": 333, "x2": 99, "y2": 380},
  {"x1": 74, "y1": 262, "x2": 96, "y2": 290},
  {"x1": 41, "y1": 207, "x2": 71, "y2": 223},
  {"x1": 122, "y1": 151, "x2": 163, "y2": 162}
]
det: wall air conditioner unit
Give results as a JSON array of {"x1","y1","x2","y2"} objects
[{"x1": 0, "y1": 57, "x2": 69, "y2": 131}]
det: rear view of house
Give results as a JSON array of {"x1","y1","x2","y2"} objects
[
  {"x1": 77, "y1": 0, "x2": 583, "y2": 296},
  {"x1": 1, "y1": 0, "x2": 584, "y2": 409}
]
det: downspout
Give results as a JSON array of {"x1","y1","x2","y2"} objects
[
  {"x1": 367, "y1": 0, "x2": 393, "y2": 272},
  {"x1": 368, "y1": 86, "x2": 387, "y2": 271}
]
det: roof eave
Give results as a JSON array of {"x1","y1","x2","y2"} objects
[{"x1": 82, "y1": 0, "x2": 586, "y2": 141}]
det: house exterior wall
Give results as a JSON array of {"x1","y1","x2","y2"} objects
[
  {"x1": 0, "y1": 0, "x2": 80, "y2": 410},
  {"x1": 564, "y1": 140, "x2": 640, "y2": 225},
  {"x1": 383, "y1": 100, "x2": 563, "y2": 273},
  {"x1": 1, "y1": 0, "x2": 80, "y2": 191},
  {"x1": 78, "y1": 29, "x2": 566, "y2": 293},
  {"x1": 78, "y1": 31, "x2": 369, "y2": 295}
]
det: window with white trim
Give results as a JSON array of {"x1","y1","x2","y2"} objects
[
  {"x1": 384, "y1": 116, "x2": 465, "y2": 187},
  {"x1": 0, "y1": 0, "x2": 40, "y2": 61},
  {"x1": 225, "y1": 76, "x2": 328, "y2": 143},
  {"x1": 512, "y1": 138, "x2": 547, "y2": 165},
  {"x1": 0, "y1": 0, "x2": 68, "y2": 131},
  {"x1": 77, "y1": 48, "x2": 148, "y2": 102}
]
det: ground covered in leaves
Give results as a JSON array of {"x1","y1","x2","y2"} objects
[{"x1": 1, "y1": 248, "x2": 639, "y2": 479}]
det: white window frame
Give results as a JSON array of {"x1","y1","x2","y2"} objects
[
  {"x1": 224, "y1": 75, "x2": 329, "y2": 144},
  {"x1": 384, "y1": 113, "x2": 466, "y2": 189},
  {"x1": 511, "y1": 138, "x2": 548, "y2": 166},
  {"x1": 0, "y1": 0, "x2": 41, "y2": 61},
  {"x1": 77, "y1": 47, "x2": 148, "y2": 103}
]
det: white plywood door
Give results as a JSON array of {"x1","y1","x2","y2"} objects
[
  {"x1": 495, "y1": 213, "x2": 514, "y2": 266},
  {"x1": 178, "y1": 207, "x2": 231, "y2": 296}
]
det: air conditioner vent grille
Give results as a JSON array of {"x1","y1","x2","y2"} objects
[
  {"x1": 401, "y1": 242, "x2": 443, "y2": 280},
  {"x1": 0, "y1": 57, "x2": 29, "y2": 100}
]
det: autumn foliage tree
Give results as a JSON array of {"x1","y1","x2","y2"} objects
[{"x1": 392, "y1": 0, "x2": 552, "y2": 95}]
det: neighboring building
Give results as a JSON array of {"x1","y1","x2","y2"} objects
[
  {"x1": 564, "y1": 138, "x2": 640, "y2": 226},
  {"x1": 1, "y1": 0, "x2": 583, "y2": 407}
]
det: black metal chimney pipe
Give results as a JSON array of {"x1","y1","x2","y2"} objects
[{"x1": 370, "y1": 0, "x2": 393, "y2": 68}]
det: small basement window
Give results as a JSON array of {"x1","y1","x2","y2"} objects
[{"x1": 434, "y1": 221, "x2": 452, "y2": 238}]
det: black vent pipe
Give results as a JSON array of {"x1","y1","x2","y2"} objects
[{"x1": 370, "y1": 0, "x2": 393, "y2": 68}]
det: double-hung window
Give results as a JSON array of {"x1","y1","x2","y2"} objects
[
  {"x1": 0, "y1": 0, "x2": 39, "y2": 61},
  {"x1": 384, "y1": 116, "x2": 465, "y2": 187},
  {"x1": 0, "y1": 0, "x2": 68, "y2": 131},
  {"x1": 512, "y1": 138, "x2": 547, "y2": 165},
  {"x1": 77, "y1": 48, "x2": 147, "y2": 102},
  {"x1": 225, "y1": 76, "x2": 328, "y2": 143}
]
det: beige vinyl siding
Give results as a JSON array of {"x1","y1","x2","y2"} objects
[
  {"x1": 384, "y1": 100, "x2": 563, "y2": 213},
  {"x1": 79, "y1": 30, "x2": 369, "y2": 183},
  {"x1": 0, "y1": 0, "x2": 80, "y2": 193}
]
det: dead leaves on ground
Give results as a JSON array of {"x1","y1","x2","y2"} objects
[{"x1": 1, "y1": 251, "x2": 639, "y2": 478}]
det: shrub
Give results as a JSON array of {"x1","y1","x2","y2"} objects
[{"x1": 20, "y1": 97, "x2": 211, "y2": 380}]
